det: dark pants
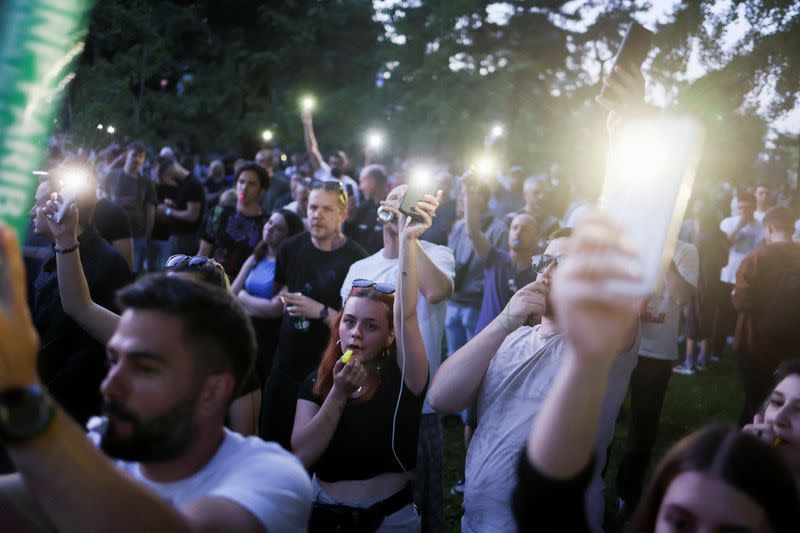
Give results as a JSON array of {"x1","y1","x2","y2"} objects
[
  {"x1": 710, "y1": 282, "x2": 736, "y2": 357},
  {"x1": 616, "y1": 356, "x2": 673, "y2": 506},
  {"x1": 414, "y1": 413, "x2": 444, "y2": 533},
  {"x1": 259, "y1": 364, "x2": 300, "y2": 449}
]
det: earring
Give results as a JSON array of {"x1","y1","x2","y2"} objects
[{"x1": 336, "y1": 339, "x2": 341, "y2": 346}]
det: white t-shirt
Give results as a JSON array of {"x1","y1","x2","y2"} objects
[
  {"x1": 313, "y1": 163, "x2": 360, "y2": 205},
  {"x1": 794, "y1": 219, "x2": 800, "y2": 240},
  {"x1": 754, "y1": 209, "x2": 768, "y2": 223},
  {"x1": 340, "y1": 241, "x2": 455, "y2": 415},
  {"x1": 462, "y1": 325, "x2": 638, "y2": 533},
  {"x1": 719, "y1": 216, "x2": 764, "y2": 283},
  {"x1": 639, "y1": 240, "x2": 699, "y2": 361},
  {"x1": 113, "y1": 429, "x2": 312, "y2": 533}
]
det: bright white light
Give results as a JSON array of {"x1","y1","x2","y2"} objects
[
  {"x1": 262, "y1": 129, "x2": 273, "y2": 142},
  {"x1": 96, "y1": 123, "x2": 103, "y2": 130},
  {"x1": 491, "y1": 123, "x2": 504, "y2": 137},
  {"x1": 474, "y1": 154, "x2": 496, "y2": 176},
  {"x1": 59, "y1": 167, "x2": 88, "y2": 191},
  {"x1": 366, "y1": 131, "x2": 385, "y2": 150},
  {"x1": 410, "y1": 166, "x2": 433, "y2": 188},
  {"x1": 280, "y1": 153, "x2": 288, "y2": 162},
  {"x1": 301, "y1": 96, "x2": 315, "y2": 112},
  {"x1": 382, "y1": 71, "x2": 391, "y2": 79},
  {"x1": 106, "y1": 125, "x2": 115, "y2": 134}
]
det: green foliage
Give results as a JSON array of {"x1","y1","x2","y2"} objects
[{"x1": 63, "y1": 0, "x2": 796, "y2": 183}]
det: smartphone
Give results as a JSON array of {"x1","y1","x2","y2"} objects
[
  {"x1": 399, "y1": 176, "x2": 437, "y2": 222},
  {"x1": 600, "y1": 22, "x2": 654, "y2": 99},
  {"x1": 52, "y1": 186, "x2": 79, "y2": 224},
  {"x1": 600, "y1": 117, "x2": 704, "y2": 296}
]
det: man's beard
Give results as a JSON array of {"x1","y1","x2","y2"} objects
[{"x1": 100, "y1": 394, "x2": 198, "y2": 463}]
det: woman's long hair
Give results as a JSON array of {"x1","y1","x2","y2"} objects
[
  {"x1": 252, "y1": 209, "x2": 304, "y2": 262},
  {"x1": 313, "y1": 286, "x2": 396, "y2": 403},
  {"x1": 629, "y1": 424, "x2": 800, "y2": 532}
]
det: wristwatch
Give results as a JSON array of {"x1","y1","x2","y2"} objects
[
  {"x1": 319, "y1": 305, "x2": 329, "y2": 320},
  {"x1": 0, "y1": 385, "x2": 56, "y2": 444}
]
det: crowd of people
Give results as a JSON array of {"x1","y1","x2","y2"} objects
[{"x1": 1, "y1": 65, "x2": 799, "y2": 533}]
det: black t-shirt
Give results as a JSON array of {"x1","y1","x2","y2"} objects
[
  {"x1": 170, "y1": 176, "x2": 205, "y2": 235},
  {"x1": 343, "y1": 200, "x2": 384, "y2": 256},
  {"x1": 200, "y1": 205, "x2": 268, "y2": 279},
  {"x1": 298, "y1": 359, "x2": 426, "y2": 482},
  {"x1": 273, "y1": 232, "x2": 367, "y2": 379},
  {"x1": 152, "y1": 183, "x2": 178, "y2": 241},
  {"x1": 92, "y1": 198, "x2": 132, "y2": 243},
  {"x1": 106, "y1": 169, "x2": 157, "y2": 237}
]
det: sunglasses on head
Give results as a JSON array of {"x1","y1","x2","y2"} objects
[
  {"x1": 165, "y1": 254, "x2": 216, "y2": 270},
  {"x1": 306, "y1": 177, "x2": 345, "y2": 192},
  {"x1": 352, "y1": 278, "x2": 395, "y2": 294},
  {"x1": 532, "y1": 254, "x2": 565, "y2": 273}
]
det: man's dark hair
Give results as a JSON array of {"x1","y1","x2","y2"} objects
[
  {"x1": 116, "y1": 275, "x2": 256, "y2": 400},
  {"x1": 235, "y1": 162, "x2": 269, "y2": 190},
  {"x1": 763, "y1": 206, "x2": 795, "y2": 233},
  {"x1": 155, "y1": 155, "x2": 175, "y2": 181},
  {"x1": 126, "y1": 141, "x2": 146, "y2": 156}
]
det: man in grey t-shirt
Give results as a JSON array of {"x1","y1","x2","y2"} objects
[
  {"x1": 429, "y1": 233, "x2": 638, "y2": 533},
  {"x1": 105, "y1": 141, "x2": 157, "y2": 272}
]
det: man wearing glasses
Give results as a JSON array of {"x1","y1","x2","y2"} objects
[
  {"x1": 260, "y1": 178, "x2": 367, "y2": 448},
  {"x1": 428, "y1": 228, "x2": 639, "y2": 533}
]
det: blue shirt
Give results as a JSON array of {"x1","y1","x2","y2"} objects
[
  {"x1": 474, "y1": 247, "x2": 537, "y2": 334},
  {"x1": 245, "y1": 258, "x2": 277, "y2": 299}
]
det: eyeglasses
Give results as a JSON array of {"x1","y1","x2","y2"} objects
[
  {"x1": 352, "y1": 278, "x2": 395, "y2": 294},
  {"x1": 532, "y1": 254, "x2": 565, "y2": 273},
  {"x1": 165, "y1": 254, "x2": 216, "y2": 270},
  {"x1": 306, "y1": 177, "x2": 345, "y2": 192}
]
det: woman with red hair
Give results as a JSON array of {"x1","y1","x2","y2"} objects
[{"x1": 291, "y1": 192, "x2": 441, "y2": 532}]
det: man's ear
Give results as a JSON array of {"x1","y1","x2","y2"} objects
[{"x1": 198, "y1": 373, "x2": 236, "y2": 416}]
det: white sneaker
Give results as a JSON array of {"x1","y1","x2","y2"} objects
[{"x1": 672, "y1": 364, "x2": 695, "y2": 375}]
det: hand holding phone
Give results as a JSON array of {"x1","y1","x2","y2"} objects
[
  {"x1": 599, "y1": 22, "x2": 653, "y2": 103},
  {"x1": 399, "y1": 169, "x2": 437, "y2": 222}
]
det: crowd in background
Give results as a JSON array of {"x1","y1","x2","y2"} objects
[{"x1": 3, "y1": 67, "x2": 800, "y2": 533}]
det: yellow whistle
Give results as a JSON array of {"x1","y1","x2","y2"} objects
[{"x1": 341, "y1": 349, "x2": 353, "y2": 364}]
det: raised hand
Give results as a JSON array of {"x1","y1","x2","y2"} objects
[
  {"x1": 402, "y1": 191, "x2": 443, "y2": 241},
  {"x1": 0, "y1": 225, "x2": 40, "y2": 389},
  {"x1": 499, "y1": 280, "x2": 549, "y2": 333},
  {"x1": 281, "y1": 292, "x2": 324, "y2": 319},
  {"x1": 551, "y1": 210, "x2": 643, "y2": 364},
  {"x1": 42, "y1": 193, "x2": 79, "y2": 249},
  {"x1": 596, "y1": 65, "x2": 648, "y2": 138},
  {"x1": 742, "y1": 412, "x2": 779, "y2": 445}
]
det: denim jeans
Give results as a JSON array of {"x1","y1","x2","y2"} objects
[{"x1": 445, "y1": 303, "x2": 480, "y2": 426}]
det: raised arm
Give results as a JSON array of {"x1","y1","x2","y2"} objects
[
  {"x1": 394, "y1": 193, "x2": 444, "y2": 395},
  {"x1": 0, "y1": 227, "x2": 263, "y2": 533},
  {"x1": 525, "y1": 211, "x2": 643, "y2": 480},
  {"x1": 301, "y1": 111, "x2": 324, "y2": 171},
  {"x1": 415, "y1": 241, "x2": 452, "y2": 304},
  {"x1": 44, "y1": 201, "x2": 120, "y2": 344},
  {"x1": 428, "y1": 279, "x2": 547, "y2": 413},
  {"x1": 463, "y1": 180, "x2": 491, "y2": 260}
]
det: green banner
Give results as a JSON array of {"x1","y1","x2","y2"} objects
[{"x1": 0, "y1": 0, "x2": 94, "y2": 240}]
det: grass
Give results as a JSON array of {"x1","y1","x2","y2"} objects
[{"x1": 441, "y1": 350, "x2": 743, "y2": 532}]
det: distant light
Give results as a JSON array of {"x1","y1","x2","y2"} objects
[
  {"x1": 382, "y1": 71, "x2": 391, "y2": 80},
  {"x1": 302, "y1": 96, "x2": 315, "y2": 112},
  {"x1": 262, "y1": 129, "x2": 273, "y2": 142},
  {"x1": 160, "y1": 78, "x2": 168, "y2": 89},
  {"x1": 491, "y1": 124, "x2": 504, "y2": 137},
  {"x1": 96, "y1": 123, "x2": 103, "y2": 130},
  {"x1": 106, "y1": 125, "x2": 116, "y2": 134},
  {"x1": 366, "y1": 130, "x2": 385, "y2": 150},
  {"x1": 280, "y1": 153, "x2": 288, "y2": 162}
]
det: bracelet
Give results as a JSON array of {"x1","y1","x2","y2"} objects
[{"x1": 54, "y1": 242, "x2": 79, "y2": 254}]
